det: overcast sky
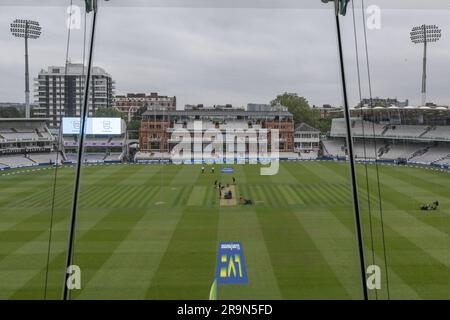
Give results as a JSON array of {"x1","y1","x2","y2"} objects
[{"x1": 1, "y1": 0, "x2": 450, "y2": 108}]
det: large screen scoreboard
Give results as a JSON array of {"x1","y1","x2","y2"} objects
[{"x1": 62, "y1": 118, "x2": 122, "y2": 135}]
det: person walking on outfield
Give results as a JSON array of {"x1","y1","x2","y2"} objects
[
  {"x1": 211, "y1": 166, "x2": 215, "y2": 173},
  {"x1": 232, "y1": 177, "x2": 236, "y2": 184},
  {"x1": 201, "y1": 165, "x2": 205, "y2": 174}
]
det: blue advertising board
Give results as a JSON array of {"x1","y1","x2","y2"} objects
[
  {"x1": 221, "y1": 167, "x2": 235, "y2": 173},
  {"x1": 215, "y1": 241, "x2": 248, "y2": 284}
]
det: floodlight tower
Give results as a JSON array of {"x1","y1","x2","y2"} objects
[
  {"x1": 410, "y1": 24, "x2": 441, "y2": 106},
  {"x1": 10, "y1": 19, "x2": 42, "y2": 118}
]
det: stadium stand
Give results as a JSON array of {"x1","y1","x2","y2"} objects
[
  {"x1": 27, "y1": 152, "x2": 62, "y2": 164},
  {"x1": 353, "y1": 140, "x2": 381, "y2": 159},
  {"x1": 352, "y1": 120, "x2": 385, "y2": 136},
  {"x1": 380, "y1": 143, "x2": 426, "y2": 160},
  {"x1": 421, "y1": 126, "x2": 450, "y2": 141},
  {"x1": 65, "y1": 152, "x2": 108, "y2": 163},
  {"x1": 383, "y1": 125, "x2": 429, "y2": 139},
  {"x1": 64, "y1": 153, "x2": 77, "y2": 162},
  {"x1": 330, "y1": 118, "x2": 385, "y2": 137},
  {"x1": 104, "y1": 152, "x2": 124, "y2": 161},
  {"x1": 135, "y1": 151, "x2": 170, "y2": 161},
  {"x1": 329, "y1": 119, "x2": 347, "y2": 137},
  {"x1": 434, "y1": 155, "x2": 450, "y2": 165},
  {"x1": 0, "y1": 119, "x2": 54, "y2": 155},
  {"x1": 282, "y1": 152, "x2": 313, "y2": 159},
  {"x1": 0, "y1": 155, "x2": 35, "y2": 168},
  {"x1": 66, "y1": 149, "x2": 124, "y2": 163},
  {"x1": 328, "y1": 114, "x2": 450, "y2": 164},
  {"x1": 330, "y1": 118, "x2": 450, "y2": 141},
  {"x1": 411, "y1": 145, "x2": 450, "y2": 164},
  {"x1": 0, "y1": 119, "x2": 60, "y2": 168},
  {"x1": 62, "y1": 118, "x2": 127, "y2": 163},
  {"x1": 322, "y1": 139, "x2": 346, "y2": 157}
]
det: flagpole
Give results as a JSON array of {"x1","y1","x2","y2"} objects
[{"x1": 62, "y1": 0, "x2": 98, "y2": 300}]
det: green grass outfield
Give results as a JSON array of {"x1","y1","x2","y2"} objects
[{"x1": 0, "y1": 161, "x2": 448, "y2": 300}]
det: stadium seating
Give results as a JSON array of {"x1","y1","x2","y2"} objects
[
  {"x1": 0, "y1": 155, "x2": 35, "y2": 168},
  {"x1": 0, "y1": 127, "x2": 53, "y2": 143},
  {"x1": 278, "y1": 152, "x2": 302, "y2": 159},
  {"x1": 63, "y1": 138, "x2": 125, "y2": 147},
  {"x1": 421, "y1": 126, "x2": 450, "y2": 141},
  {"x1": 84, "y1": 153, "x2": 105, "y2": 162},
  {"x1": 330, "y1": 119, "x2": 385, "y2": 137},
  {"x1": 330, "y1": 118, "x2": 450, "y2": 141},
  {"x1": 65, "y1": 153, "x2": 78, "y2": 162},
  {"x1": 328, "y1": 118, "x2": 450, "y2": 163},
  {"x1": 434, "y1": 156, "x2": 450, "y2": 165},
  {"x1": 65, "y1": 152, "x2": 105, "y2": 163},
  {"x1": 296, "y1": 151, "x2": 318, "y2": 159},
  {"x1": 1, "y1": 151, "x2": 118, "y2": 166},
  {"x1": 27, "y1": 153, "x2": 62, "y2": 164},
  {"x1": 353, "y1": 140, "x2": 382, "y2": 159},
  {"x1": 62, "y1": 152, "x2": 123, "y2": 163},
  {"x1": 322, "y1": 139, "x2": 346, "y2": 157},
  {"x1": 352, "y1": 120, "x2": 385, "y2": 136},
  {"x1": 104, "y1": 152, "x2": 123, "y2": 161},
  {"x1": 135, "y1": 151, "x2": 170, "y2": 160},
  {"x1": 383, "y1": 125, "x2": 428, "y2": 139},
  {"x1": 0, "y1": 120, "x2": 56, "y2": 167},
  {"x1": 411, "y1": 146, "x2": 450, "y2": 164},
  {"x1": 322, "y1": 138, "x2": 449, "y2": 163},
  {"x1": 62, "y1": 125, "x2": 127, "y2": 164},
  {"x1": 380, "y1": 143, "x2": 426, "y2": 160},
  {"x1": 330, "y1": 119, "x2": 347, "y2": 137}
]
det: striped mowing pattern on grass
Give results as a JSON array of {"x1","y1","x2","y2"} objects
[{"x1": 0, "y1": 161, "x2": 448, "y2": 299}]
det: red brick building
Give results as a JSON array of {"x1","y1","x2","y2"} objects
[{"x1": 139, "y1": 104, "x2": 294, "y2": 153}]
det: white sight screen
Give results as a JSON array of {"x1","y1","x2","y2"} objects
[{"x1": 62, "y1": 118, "x2": 122, "y2": 135}]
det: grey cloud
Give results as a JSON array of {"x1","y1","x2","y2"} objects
[{"x1": 0, "y1": 3, "x2": 449, "y2": 109}]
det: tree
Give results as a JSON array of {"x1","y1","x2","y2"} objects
[
  {"x1": 271, "y1": 92, "x2": 338, "y2": 133},
  {"x1": 0, "y1": 106, "x2": 23, "y2": 118},
  {"x1": 132, "y1": 106, "x2": 147, "y2": 122},
  {"x1": 124, "y1": 106, "x2": 147, "y2": 137},
  {"x1": 92, "y1": 107, "x2": 124, "y2": 119},
  {"x1": 271, "y1": 92, "x2": 315, "y2": 125},
  {"x1": 127, "y1": 119, "x2": 141, "y2": 139}
]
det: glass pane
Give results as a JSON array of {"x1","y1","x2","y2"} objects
[
  {"x1": 341, "y1": 0, "x2": 450, "y2": 299},
  {"x1": 67, "y1": 0, "x2": 366, "y2": 300},
  {"x1": 9, "y1": 0, "x2": 447, "y2": 301},
  {"x1": 0, "y1": 2, "x2": 89, "y2": 299}
]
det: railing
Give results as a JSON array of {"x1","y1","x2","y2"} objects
[{"x1": 330, "y1": 131, "x2": 450, "y2": 142}]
